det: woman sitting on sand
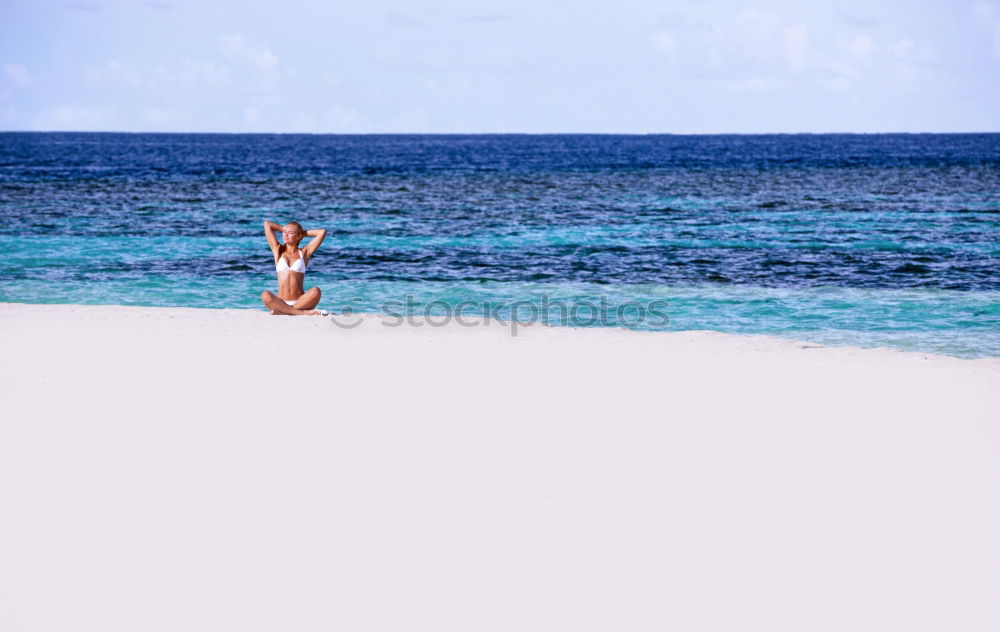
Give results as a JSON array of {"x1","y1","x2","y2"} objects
[{"x1": 260, "y1": 220, "x2": 327, "y2": 315}]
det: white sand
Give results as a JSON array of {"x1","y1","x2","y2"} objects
[{"x1": 1, "y1": 302, "x2": 999, "y2": 631}]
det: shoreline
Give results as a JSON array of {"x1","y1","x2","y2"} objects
[
  {"x1": 2, "y1": 301, "x2": 999, "y2": 630},
  {"x1": 2, "y1": 300, "x2": 996, "y2": 363}
]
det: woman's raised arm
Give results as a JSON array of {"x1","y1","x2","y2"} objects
[
  {"x1": 263, "y1": 220, "x2": 282, "y2": 255},
  {"x1": 302, "y1": 228, "x2": 327, "y2": 258}
]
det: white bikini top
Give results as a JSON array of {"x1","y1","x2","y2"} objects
[{"x1": 276, "y1": 251, "x2": 307, "y2": 274}]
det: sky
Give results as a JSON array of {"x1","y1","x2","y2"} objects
[{"x1": 1, "y1": 0, "x2": 998, "y2": 133}]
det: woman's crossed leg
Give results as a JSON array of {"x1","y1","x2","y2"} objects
[{"x1": 260, "y1": 287, "x2": 322, "y2": 315}]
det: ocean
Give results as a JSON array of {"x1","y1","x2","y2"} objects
[{"x1": 1, "y1": 132, "x2": 998, "y2": 357}]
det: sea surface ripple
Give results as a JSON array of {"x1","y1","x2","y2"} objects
[{"x1": 1, "y1": 132, "x2": 998, "y2": 357}]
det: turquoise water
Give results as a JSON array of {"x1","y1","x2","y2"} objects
[
  {"x1": 4, "y1": 230, "x2": 995, "y2": 357},
  {"x1": 1, "y1": 133, "x2": 998, "y2": 357}
]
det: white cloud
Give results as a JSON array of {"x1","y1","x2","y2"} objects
[
  {"x1": 810, "y1": 32, "x2": 876, "y2": 92},
  {"x1": 143, "y1": 107, "x2": 194, "y2": 128},
  {"x1": 461, "y1": 13, "x2": 509, "y2": 24},
  {"x1": 738, "y1": 9, "x2": 781, "y2": 32},
  {"x1": 817, "y1": 59, "x2": 859, "y2": 92},
  {"x1": 0, "y1": 0, "x2": 986, "y2": 133},
  {"x1": 650, "y1": 31, "x2": 677, "y2": 54},
  {"x1": 471, "y1": 49, "x2": 518, "y2": 69},
  {"x1": 86, "y1": 58, "x2": 232, "y2": 91},
  {"x1": 783, "y1": 24, "x2": 809, "y2": 73},
  {"x1": 811, "y1": 29, "x2": 936, "y2": 94},
  {"x1": 384, "y1": 11, "x2": 424, "y2": 27},
  {"x1": 700, "y1": 26, "x2": 725, "y2": 68},
  {"x1": 85, "y1": 60, "x2": 144, "y2": 86},
  {"x1": 274, "y1": 106, "x2": 363, "y2": 133},
  {"x1": 692, "y1": 10, "x2": 812, "y2": 84},
  {"x1": 679, "y1": 7, "x2": 939, "y2": 98},
  {"x1": 850, "y1": 34, "x2": 874, "y2": 60},
  {"x1": 974, "y1": 1, "x2": 1000, "y2": 55},
  {"x1": 163, "y1": 59, "x2": 232, "y2": 89},
  {"x1": 319, "y1": 105, "x2": 361, "y2": 131},
  {"x1": 0, "y1": 105, "x2": 18, "y2": 124},
  {"x1": 733, "y1": 9, "x2": 784, "y2": 64},
  {"x1": 46, "y1": 105, "x2": 114, "y2": 130},
  {"x1": 219, "y1": 34, "x2": 278, "y2": 71},
  {"x1": 674, "y1": 10, "x2": 810, "y2": 90},
  {"x1": 889, "y1": 38, "x2": 914, "y2": 58},
  {"x1": 243, "y1": 106, "x2": 261, "y2": 124},
  {"x1": 883, "y1": 38, "x2": 936, "y2": 89},
  {"x1": 375, "y1": 41, "x2": 521, "y2": 73},
  {"x1": 649, "y1": 31, "x2": 678, "y2": 66},
  {"x1": 720, "y1": 77, "x2": 782, "y2": 93},
  {"x1": 213, "y1": 103, "x2": 362, "y2": 133},
  {"x1": 813, "y1": 33, "x2": 873, "y2": 93},
  {"x1": 375, "y1": 42, "x2": 450, "y2": 70},
  {"x1": 3, "y1": 63, "x2": 32, "y2": 87}
]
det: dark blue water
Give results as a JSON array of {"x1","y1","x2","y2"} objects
[{"x1": 1, "y1": 132, "x2": 998, "y2": 356}]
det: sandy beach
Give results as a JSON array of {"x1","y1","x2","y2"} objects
[{"x1": 2, "y1": 302, "x2": 999, "y2": 631}]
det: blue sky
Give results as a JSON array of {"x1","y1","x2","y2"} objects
[{"x1": 1, "y1": 0, "x2": 998, "y2": 133}]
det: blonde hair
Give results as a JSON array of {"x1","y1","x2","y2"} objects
[{"x1": 281, "y1": 221, "x2": 305, "y2": 248}]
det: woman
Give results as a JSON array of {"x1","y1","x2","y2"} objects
[{"x1": 260, "y1": 220, "x2": 327, "y2": 315}]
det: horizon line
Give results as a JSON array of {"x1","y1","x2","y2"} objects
[{"x1": 2, "y1": 130, "x2": 999, "y2": 136}]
